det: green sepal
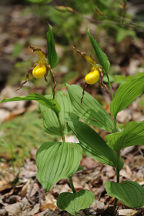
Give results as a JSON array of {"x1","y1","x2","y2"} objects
[
  {"x1": 46, "y1": 25, "x2": 59, "y2": 68},
  {"x1": 88, "y1": 29, "x2": 110, "y2": 75}
]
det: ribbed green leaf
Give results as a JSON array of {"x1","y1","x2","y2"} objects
[
  {"x1": 105, "y1": 181, "x2": 144, "y2": 208},
  {"x1": 88, "y1": 30, "x2": 110, "y2": 75},
  {"x1": 67, "y1": 84, "x2": 115, "y2": 132},
  {"x1": 110, "y1": 73, "x2": 144, "y2": 117},
  {"x1": 40, "y1": 91, "x2": 72, "y2": 135},
  {"x1": 68, "y1": 117, "x2": 123, "y2": 169},
  {"x1": 36, "y1": 142, "x2": 83, "y2": 191},
  {"x1": 46, "y1": 25, "x2": 59, "y2": 68},
  {"x1": 0, "y1": 93, "x2": 60, "y2": 114},
  {"x1": 57, "y1": 190, "x2": 94, "y2": 216},
  {"x1": 106, "y1": 121, "x2": 144, "y2": 151}
]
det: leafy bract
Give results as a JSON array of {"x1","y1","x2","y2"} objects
[
  {"x1": 67, "y1": 84, "x2": 115, "y2": 132},
  {"x1": 46, "y1": 25, "x2": 59, "y2": 68},
  {"x1": 110, "y1": 73, "x2": 144, "y2": 117},
  {"x1": 105, "y1": 181, "x2": 144, "y2": 208},
  {"x1": 36, "y1": 142, "x2": 82, "y2": 191},
  {"x1": 88, "y1": 30, "x2": 110, "y2": 75},
  {"x1": 40, "y1": 91, "x2": 72, "y2": 135},
  {"x1": 106, "y1": 121, "x2": 144, "y2": 151},
  {"x1": 0, "y1": 93, "x2": 60, "y2": 114},
  {"x1": 57, "y1": 190, "x2": 94, "y2": 216},
  {"x1": 68, "y1": 117, "x2": 123, "y2": 169}
]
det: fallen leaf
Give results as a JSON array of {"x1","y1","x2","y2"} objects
[
  {"x1": 118, "y1": 209, "x2": 137, "y2": 216},
  {"x1": 0, "y1": 180, "x2": 12, "y2": 192}
]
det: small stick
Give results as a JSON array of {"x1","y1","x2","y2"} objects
[{"x1": 16, "y1": 69, "x2": 32, "y2": 91}]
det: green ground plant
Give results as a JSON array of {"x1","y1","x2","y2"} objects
[
  {"x1": 0, "y1": 111, "x2": 51, "y2": 167},
  {"x1": 1, "y1": 26, "x2": 144, "y2": 215}
]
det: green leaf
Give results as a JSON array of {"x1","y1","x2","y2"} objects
[
  {"x1": 106, "y1": 121, "x2": 144, "y2": 151},
  {"x1": 110, "y1": 73, "x2": 144, "y2": 117},
  {"x1": 46, "y1": 25, "x2": 59, "y2": 68},
  {"x1": 40, "y1": 91, "x2": 72, "y2": 135},
  {"x1": 88, "y1": 30, "x2": 110, "y2": 74},
  {"x1": 0, "y1": 93, "x2": 60, "y2": 114},
  {"x1": 67, "y1": 84, "x2": 115, "y2": 132},
  {"x1": 68, "y1": 116, "x2": 123, "y2": 169},
  {"x1": 105, "y1": 181, "x2": 144, "y2": 208},
  {"x1": 57, "y1": 190, "x2": 94, "y2": 216},
  {"x1": 36, "y1": 142, "x2": 83, "y2": 191}
]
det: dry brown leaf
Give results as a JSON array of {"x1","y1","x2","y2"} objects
[
  {"x1": 0, "y1": 180, "x2": 12, "y2": 192},
  {"x1": 19, "y1": 180, "x2": 30, "y2": 197},
  {"x1": 40, "y1": 202, "x2": 56, "y2": 212},
  {"x1": 28, "y1": 203, "x2": 40, "y2": 216},
  {"x1": 118, "y1": 209, "x2": 138, "y2": 216},
  {"x1": 5, "y1": 198, "x2": 29, "y2": 216},
  {"x1": 40, "y1": 193, "x2": 57, "y2": 211}
]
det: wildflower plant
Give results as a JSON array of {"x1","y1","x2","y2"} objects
[{"x1": 1, "y1": 25, "x2": 144, "y2": 215}]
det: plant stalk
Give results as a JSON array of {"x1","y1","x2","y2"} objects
[
  {"x1": 50, "y1": 69, "x2": 56, "y2": 99},
  {"x1": 69, "y1": 176, "x2": 76, "y2": 193},
  {"x1": 106, "y1": 73, "x2": 114, "y2": 99},
  {"x1": 113, "y1": 116, "x2": 117, "y2": 133},
  {"x1": 56, "y1": 113, "x2": 65, "y2": 143},
  {"x1": 69, "y1": 177, "x2": 89, "y2": 215},
  {"x1": 113, "y1": 151, "x2": 120, "y2": 214}
]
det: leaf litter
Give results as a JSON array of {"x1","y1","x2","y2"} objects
[{"x1": 0, "y1": 145, "x2": 144, "y2": 216}]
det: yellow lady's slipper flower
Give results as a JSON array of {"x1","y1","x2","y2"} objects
[
  {"x1": 32, "y1": 64, "x2": 47, "y2": 79},
  {"x1": 73, "y1": 46, "x2": 108, "y2": 103},
  {"x1": 85, "y1": 69, "x2": 99, "y2": 85},
  {"x1": 18, "y1": 46, "x2": 56, "y2": 95}
]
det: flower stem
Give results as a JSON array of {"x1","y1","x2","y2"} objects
[
  {"x1": 50, "y1": 69, "x2": 56, "y2": 99},
  {"x1": 106, "y1": 73, "x2": 114, "y2": 99}
]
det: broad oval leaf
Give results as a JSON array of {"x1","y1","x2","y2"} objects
[
  {"x1": 105, "y1": 181, "x2": 144, "y2": 208},
  {"x1": 68, "y1": 116, "x2": 123, "y2": 169},
  {"x1": 46, "y1": 25, "x2": 59, "y2": 68},
  {"x1": 88, "y1": 30, "x2": 110, "y2": 75},
  {"x1": 36, "y1": 142, "x2": 83, "y2": 191},
  {"x1": 110, "y1": 73, "x2": 144, "y2": 117},
  {"x1": 40, "y1": 91, "x2": 72, "y2": 135},
  {"x1": 57, "y1": 190, "x2": 94, "y2": 216},
  {"x1": 67, "y1": 84, "x2": 115, "y2": 132},
  {"x1": 106, "y1": 121, "x2": 144, "y2": 151},
  {"x1": 0, "y1": 93, "x2": 60, "y2": 114}
]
